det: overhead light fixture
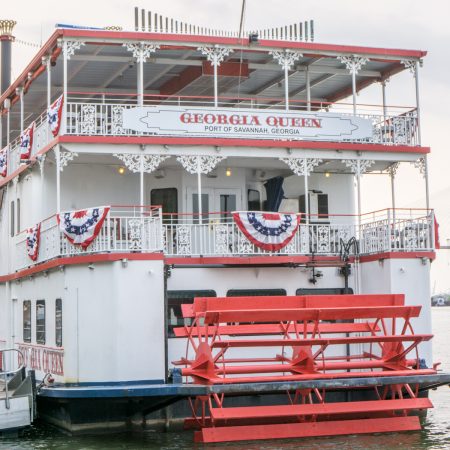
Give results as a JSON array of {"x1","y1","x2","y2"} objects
[
  {"x1": 226, "y1": 168, "x2": 232, "y2": 177},
  {"x1": 154, "y1": 169, "x2": 166, "y2": 179},
  {"x1": 325, "y1": 172, "x2": 331, "y2": 178},
  {"x1": 118, "y1": 166, "x2": 125, "y2": 175}
]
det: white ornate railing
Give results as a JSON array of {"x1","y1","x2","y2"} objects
[
  {"x1": 7, "y1": 109, "x2": 50, "y2": 176},
  {"x1": 163, "y1": 210, "x2": 434, "y2": 257},
  {"x1": 12, "y1": 209, "x2": 433, "y2": 271},
  {"x1": 14, "y1": 206, "x2": 164, "y2": 271},
  {"x1": 64, "y1": 100, "x2": 419, "y2": 146}
]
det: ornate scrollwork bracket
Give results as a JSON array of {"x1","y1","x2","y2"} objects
[
  {"x1": 176, "y1": 155, "x2": 226, "y2": 174},
  {"x1": 279, "y1": 157, "x2": 322, "y2": 176}
]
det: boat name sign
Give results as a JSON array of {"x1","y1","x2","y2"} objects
[{"x1": 122, "y1": 106, "x2": 373, "y2": 141}]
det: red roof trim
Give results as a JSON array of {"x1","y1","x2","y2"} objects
[
  {"x1": 61, "y1": 28, "x2": 427, "y2": 59},
  {"x1": 59, "y1": 135, "x2": 430, "y2": 154}
]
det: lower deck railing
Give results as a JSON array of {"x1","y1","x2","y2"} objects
[{"x1": 12, "y1": 208, "x2": 434, "y2": 272}]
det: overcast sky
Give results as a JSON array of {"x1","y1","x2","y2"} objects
[{"x1": 2, "y1": 0, "x2": 450, "y2": 289}]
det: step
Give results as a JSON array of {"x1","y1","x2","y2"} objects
[
  {"x1": 203, "y1": 306, "x2": 421, "y2": 325},
  {"x1": 211, "y1": 334, "x2": 433, "y2": 348},
  {"x1": 210, "y1": 397, "x2": 433, "y2": 421},
  {"x1": 195, "y1": 416, "x2": 421, "y2": 443},
  {"x1": 174, "y1": 321, "x2": 380, "y2": 337}
]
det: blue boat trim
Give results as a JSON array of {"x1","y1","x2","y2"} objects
[{"x1": 38, "y1": 373, "x2": 450, "y2": 399}]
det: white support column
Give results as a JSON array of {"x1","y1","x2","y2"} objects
[
  {"x1": 387, "y1": 163, "x2": 400, "y2": 230},
  {"x1": 279, "y1": 157, "x2": 322, "y2": 224},
  {"x1": 61, "y1": 39, "x2": 85, "y2": 134},
  {"x1": 17, "y1": 87, "x2": 24, "y2": 133},
  {"x1": 339, "y1": 55, "x2": 368, "y2": 115},
  {"x1": 55, "y1": 145, "x2": 61, "y2": 213},
  {"x1": 43, "y1": 56, "x2": 51, "y2": 140},
  {"x1": 306, "y1": 66, "x2": 311, "y2": 111},
  {"x1": 270, "y1": 50, "x2": 302, "y2": 111},
  {"x1": 124, "y1": 42, "x2": 161, "y2": 106},
  {"x1": 140, "y1": 156, "x2": 144, "y2": 206},
  {"x1": 197, "y1": 159, "x2": 202, "y2": 220},
  {"x1": 198, "y1": 45, "x2": 234, "y2": 107},
  {"x1": 381, "y1": 80, "x2": 388, "y2": 122}
]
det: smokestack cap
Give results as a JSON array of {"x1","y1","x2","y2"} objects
[{"x1": 0, "y1": 20, "x2": 17, "y2": 37}]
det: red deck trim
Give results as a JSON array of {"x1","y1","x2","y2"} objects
[
  {"x1": 59, "y1": 135, "x2": 430, "y2": 154},
  {"x1": 0, "y1": 251, "x2": 435, "y2": 282},
  {"x1": 359, "y1": 251, "x2": 436, "y2": 263},
  {"x1": 0, "y1": 252, "x2": 164, "y2": 282}
]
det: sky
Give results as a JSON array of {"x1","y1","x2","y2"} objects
[{"x1": 2, "y1": 0, "x2": 450, "y2": 290}]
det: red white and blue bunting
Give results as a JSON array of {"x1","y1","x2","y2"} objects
[
  {"x1": 48, "y1": 94, "x2": 64, "y2": 137},
  {"x1": 20, "y1": 122, "x2": 35, "y2": 160},
  {"x1": 57, "y1": 207, "x2": 110, "y2": 249},
  {"x1": 232, "y1": 211, "x2": 301, "y2": 252},
  {"x1": 26, "y1": 223, "x2": 41, "y2": 261},
  {"x1": 0, "y1": 148, "x2": 7, "y2": 177}
]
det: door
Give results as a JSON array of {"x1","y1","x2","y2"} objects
[{"x1": 213, "y1": 189, "x2": 242, "y2": 222}]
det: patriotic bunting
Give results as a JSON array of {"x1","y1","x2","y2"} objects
[
  {"x1": 20, "y1": 122, "x2": 35, "y2": 160},
  {"x1": 233, "y1": 211, "x2": 301, "y2": 252},
  {"x1": 48, "y1": 94, "x2": 64, "y2": 137},
  {"x1": 0, "y1": 148, "x2": 7, "y2": 177},
  {"x1": 26, "y1": 223, "x2": 41, "y2": 261},
  {"x1": 57, "y1": 207, "x2": 110, "y2": 249}
]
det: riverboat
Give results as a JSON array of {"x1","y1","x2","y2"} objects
[{"x1": 0, "y1": 8, "x2": 449, "y2": 442}]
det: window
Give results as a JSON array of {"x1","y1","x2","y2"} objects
[
  {"x1": 151, "y1": 188, "x2": 178, "y2": 223},
  {"x1": 248, "y1": 189, "x2": 261, "y2": 211},
  {"x1": 23, "y1": 301, "x2": 31, "y2": 343},
  {"x1": 36, "y1": 300, "x2": 46, "y2": 345},
  {"x1": 16, "y1": 198, "x2": 20, "y2": 233},
  {"x1": 167, "y1": 290, "x2": 216, "y2": 338},
  {"x1": 296, "y1": 288, "x2": 354, "y2": 295},
  {"x1": 10, "y1": 200, "x2": 14, "y2": 237},
  {"x1": 219, "y1": 194, "x2": 236, "y2": 221},
  {"x1": 317, "y1": 194, "x2": 329, "y2": 219},
  {"x1": 227, "y1": 289, "x2": 287, "y2": 297},
  {"x1": 55, "y1": 299, "x2": 62, "y2": 347}
]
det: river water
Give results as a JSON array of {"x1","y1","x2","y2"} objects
[{"x1": 1, "y1": 308, "x2": 449, "y2": 449}]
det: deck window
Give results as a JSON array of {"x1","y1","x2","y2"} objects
[
  {"x1": 296, "y1": 288, "x2": 354, "y2": 295},
  {"x1": 151, "y1": 188, "x2": 178, "y2": 223},
  {"x1": 167, "y1": 290, "x2": 216, "y2": 338},
  {"x1": 55, "y1": 299, "x2": 62, "y2": 347},
  {"x1": 36, "y1": 300, "x2": 46, "y2": 345},
  {"x1": 23, "y1": 300, "x2": 31, "y2": 343},
  {"x1": 192, "y1": 194, "x2": 209, "y2": 224},
  {"x1": 247, "y1": 189, "x2": 261, "y2": 211},
  {"x1": 10, "y1": 200, "x2": 14, "y2": 237},
  {"x1": 16, "y1": 198, "x2": 20, "y2": 234},
  {"x1": 226, "y1": 289, "x2": 287, "y2": 297}
]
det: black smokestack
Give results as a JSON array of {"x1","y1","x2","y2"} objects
[{"x1": 0, "y1": 20, "x2": 16, "y2": 95}]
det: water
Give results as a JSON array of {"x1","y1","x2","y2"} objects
[{"x1": 1, "y1": 309, "x2": 449, "y2": 449}]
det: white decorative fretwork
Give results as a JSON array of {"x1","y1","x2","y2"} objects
[
  {"x1": 339, "y1": 55, "x2": 369, "y2": 74},
  {"x1": 270, "y1": 50, "x2": 303, "y2": 70},
  {"x1": 317, "y1": 225, "x2": 331, "y2": 253},
  {"x1": 80, "y1": 104, "x2": 96, "y2": 134},
  {"x1": 176, "y1": 226, "x2": 192, "y2": 255},
  {"x1": 279, "y1": 157, "x2": 322, "y2": 176},
  {"x1": 58, "y1": 150, "x2": 78, "y2": 172},
  {"x1": 401, "y1": 60, "x2": 417, "y2": 76},
  {"x1": 113, "y1": 153, "x2": 170, "y2": 174},
  {"x1": 386, "y1": 162, "x2": 400, "y2": 178},
  {"x1": 63, "y1": 40, "x2": 85, "y2": 60},
  {"x1": 392, "y1": 117, "x2": 408, "y2": 144},
  {"x1": 299, "y1": 225, "x2": 309, "y2": 254},
  {"x1": 123, "y1": 42, "x2": 160, "y2": 63},
  {"x1": 342, "y1": 159, "x2": 375, "y2": 176},
  {"x1": 176, "y1": 155, "x2": 226, "y2": 175},
  {"x1": 111, "y1": 106, "x2": 126, "y2": 135},
  {"x1": 237, "y1": 231, "x2": 253, "y2": 254},
  {"x1": 197, "y1": 45, "x2": 233, "y2": 67},
  {"x1": 37, "y1": 154, "x2": 46, "y2": 176},
  {"x1": 128, "y1": 218, "x2": 143, "y2": 250},
  {"x1": 214, "y1": 225, "x2": 229, "y2": 254},
  {"x1": 413, "y1": 157, "x2": 426, "y2": 178}
]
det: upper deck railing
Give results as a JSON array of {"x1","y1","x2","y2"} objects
[
  {"x1": 3, "y1": 93, "x2": 419, "y2": 178},
  {"x1": 12, "y1": 207, "x2": 434, "y2": 272}
]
